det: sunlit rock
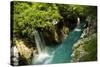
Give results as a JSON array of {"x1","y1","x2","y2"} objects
[{"x1": 15, "y1": 39, "x2": 33, "y2": 64}]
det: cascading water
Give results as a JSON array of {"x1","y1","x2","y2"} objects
[
  {"x1": 33, "y1": 30, "x2": 45, "y2": 54},
  {"x1": 75, "y1": 17, "x2": 81, "y2": 31},
  {"x1": 32, "y1": 30, "x2": 52, "y2": 64}
]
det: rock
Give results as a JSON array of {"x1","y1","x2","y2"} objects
[
  {"x1": 15, "y1": 39, "x2": 33, "y2": 64},
  {"x1": 71, "y1": 45, "x2": 88, "y2": 62},
  {"x1": 54, "y1": 31, "x2": 59, "y2": 42},
  {"x1": 11, "y1": 46, "x2": 19, "y2": 66},
  {"x1": 42, "y1": 25, "x2": 69, "y2": 45},
  {"x1": 61, "y1": 25, "x2": 69, "y2": 40},
  {"x1": 71, "y1": 33, "x2": 97, "y2": 62}
]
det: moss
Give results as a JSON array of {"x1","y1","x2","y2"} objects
[{"x1": 80, "y1": 34, "x2": 97, "y2": 61}]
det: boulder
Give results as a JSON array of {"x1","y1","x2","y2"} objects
[{"x1": 15, "y1": 39, "x2": 33, "y2": 64}]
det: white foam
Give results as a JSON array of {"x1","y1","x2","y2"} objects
[
  {"x1": 74, "y1": 28, "x2": 81, "y2": 31},
  {"x1": 32, "y1": 52, "x2": 52, "y2": 64}
]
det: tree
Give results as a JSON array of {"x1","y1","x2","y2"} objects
[{"x1": 12, "y1": 1, "x2": 62, "y2": 38}]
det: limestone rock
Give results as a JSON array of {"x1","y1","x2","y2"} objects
[{"x1": 15, "y1": 39, "x2": 33, "y2": 64}]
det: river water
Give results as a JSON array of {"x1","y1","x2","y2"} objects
[{"x1": 32, "y1": 22, "x2": 84, "y2": 64}]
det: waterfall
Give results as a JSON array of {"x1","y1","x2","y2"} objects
[
  {"x1": 77, "y1": 17, "x2": 80, "y2": 27},
  {"x1": 34, "y1": 30, "x2": 45, "y2": 54},
  {"x1": 32, "y1": 30, "x2": 51, "y2": 64},
  {"x1": 39, "y1": 31, "x2": 46, "y2": 52},
  {"x1": 74, "y1": 17, "x2": 81, "y2": 31}
]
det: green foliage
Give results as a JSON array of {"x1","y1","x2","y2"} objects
[
  {"x1": 12, "y1": 1, "x2": 62, "y2": 37},
  {"x1": 12, "y1": 1, "x2": 97, "y2": 39},
  {"x1": 85, "y1": 37, "x2": 97, "y2": 52},
  {"x1": 57, "y1": 4, "x2": 87, "y2": 18},
  {"x1": 81, "y1": 34, "x2": 97, "y2": 61},
  {"x1": 57, "y1": 4, "x2": 97, "y2": 22}
]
